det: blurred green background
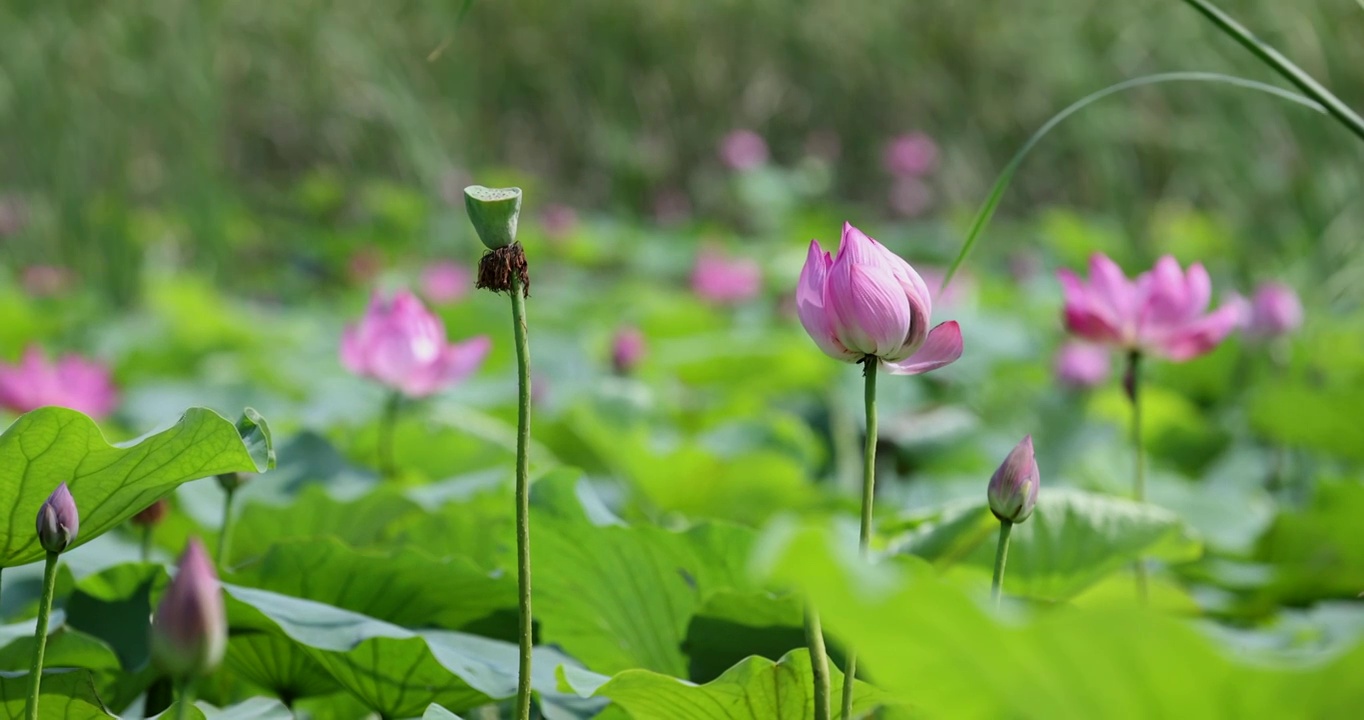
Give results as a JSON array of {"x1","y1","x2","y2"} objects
[{"x1": 1, "y1": 0, "x2": 1361, "y2": 304}]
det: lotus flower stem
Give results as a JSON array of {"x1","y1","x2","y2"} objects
[
  {"x1": 217, "y1": 487, "x2": 236, "y2": 569},
  {"x1": 378, "y1": 391, "x2": 401, "y2": 480},
  {"x1": 1125, "y1": 351, "x2": 1150, "y2": 604},
  {"x1": 23, "y1": 551, "x2": 59, "y2": 720},
  {"x1": 174, "y1": 680, "x2": 196, "y2": 720},
  {"x1": 840, "y1": 360, "x2": 879, "y2": 720},
  {"x1": 804, "y1": 603, "x2": 832, "y2": 720},
  {"x1": 991, "y1": 520, "x2": 1014, "y2": 607},
  {"x1": 510, "y1": 272, "x2": 535, "y2": 720}
]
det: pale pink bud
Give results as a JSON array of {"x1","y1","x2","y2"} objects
[
  {"x1": 987, "y1": 436, "x2": 1040, "y2": 523},
  {"x1": 1054, "y1": 342, "x2": 1111, "y2": 389},
  {"x1": 1057, "y1": 253, "x2": 1239, "y2": 362},
  {"x1": 0, "y1": 346, "x2": 118, "y2": 419},
  {"x1": 718, "y1": 130, "x2": 769, "y2": 171},
  {"x1": 691, "y1": 250, "x2": 762, "y2": 305},
  {"x1": 883, "y1": 132, "x2": 939, "y2": 177},
  {"x1": 611, "y1": 327, "x2": 647, "y2": 375},
  {"x1": 796, "y1": 222, "x2": 962, "y2": 375},
  {"x1": 340, "y1": 290, "x2": 491, "y2": 397},
  {"x1": 36, "y1": 482, "x2": 79, "y2": 554},
  {"x1": 419, "y1": 262, "x2": 472, "y2": 305},
  {"x1": 151, "y1": 539, "x2": 227, "y2": 678},
  {"x1": 1243, "y1": 282, "x2": 1303, "y2": 341}
]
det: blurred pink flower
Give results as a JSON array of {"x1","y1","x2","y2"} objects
[
  {"x1": 341, "y1": 290, "x2": 491, "y2": 397},
  {"x1": 653, "y1": 188, "x2": 692, "y2": 226},
  {"x1": 1242, "y1": 282, "x2": 1303, "y2": 341},
  {"x1": 719, "y1": 130, "x2": 769, "y2": 171},
  {"x1": 151, "y1": 539, "x2": 226, "y2": 678},
  {"x1": 0, "y1": 346, "x2": 118, "y2": 419},
  {"x1": 915, "y1": 267, "x2": 974, "y2": 309},
  {"x1": 796, "y1": 222, "x2": 962, "y2": 374},
  {"x1": 883, "y1": 132, "x2": 939, "y2": 177},
  {"x1": 540, "y1": 203, "x2": 579, "y2": 241},
  {"x1": 611, "y1": 326, "x2": 647, "y2": 375},
  {"x1": 692, "y1": 249, "x2": 762, "y2": 304},
  {"x1": 21, "y1": 265, "x2": 74, "y2": 298},
  {"x1": 1058, "y1": 254, "x2": 1239, "y2": 362},
  {"x1": 419, "y1": 261, "x2": 472, "y2": 305},
  {"x1": 888, "y1": 177, "x2": 933, "y2": 218},
  {"x1": 1054, "y1": 341, "x2": 1111, "y2": 389}
]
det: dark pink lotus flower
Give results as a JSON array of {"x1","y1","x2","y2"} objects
[
  {"x1": 1242, "y1": 282, "x2": 1303, "y2": 341},
  {"x1": 1058, "y1": 254, "x2": 1240, "y2": 361},
  {"x1": 691, "y1": 249, "x2": 762, "y2": 304},
  {"x1": 1054, "y1": 341, "x2": 1111, "y2": 389},
  {"x1": 611, "y1": 326, "x2": 647, "y2": 375},
  {"x1": 0, "y1": 346, "x2": 118, "y2": 419},
  {"x1": 987, "y1": 436, "x2": 1040, "y2": 524},
  {"x1": 883, "y1": 132, "x2": 939, "y2": 177},
  {"x1": 341, "y1": 290, "x2": 491, "y2": 397},
  {"x1": 151, "y1": 539, "x2": 227, "y2": 678},
  {"x1": 419, "y1": 261, "x2": 472, "y2": 305},
  {"x1": 719, "y1": 130, "x2": 769, "y2": 171},
  {"x1": 36, "y1": 482, "x2": 79, "y2": 554},
  {"x1": 796, "y1": 222, "x2": 963, "y2": 374}
]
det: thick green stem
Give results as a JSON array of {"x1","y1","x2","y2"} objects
[
  {"x1": 174, "y1": 679, "x2": 196, "y2": 720},
  {"x1": 840, "y1": 360, "x2": 878, "y2": 720},
  {"x1": 804, "y1": 603, "x2": 832, "y2": 720},
  {"x1": 217, "y1": 487, "x2": 236, "y2": 569},
  {"x1": 509, "y1": 274, "x2": 534, "y2": 720},
  {"x1": 378, "y1": 391, "x2": 401, "y2": 481},
  {"x1": 24, "y1": 552, "x2": 59, "y2": 720},
  {"x1": 991, "y1": 521, "x2": 1014, "y2": 607},
  {"x1": 1126, "y1": 351, "x2": 1149, "y2": 604}
]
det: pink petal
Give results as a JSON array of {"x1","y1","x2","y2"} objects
[
  {"x1": 1152, "y1": 302, "x2": 1240, "y2": 361},
  {"x1": 1088, "y1": 253, "x2": 1136, "y2": 326},
  {"x1": 796, "y1": 241, "x2": 858, "y2": 362},
  {"x1": 339, "y1": 326, "x2": 367, "y2": 374},
  {"x1": 441, "y1": 336, "x2": 492, "y2": 385},
  {"x1": 883, "y1": 321, "x2": 963, "y2": 375},
  {"x1": 827, "y1": 258, "x2": 912, "y2": 359}
]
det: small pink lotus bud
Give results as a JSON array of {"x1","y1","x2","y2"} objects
[
  {"x1": 611, "y1": 327, "x2": 647, "y2": 375},
  {"x1": 987, "y1": 436, "x2": 1040, "y2": 523},
  {"x1": 1054, "y1": 342, "x2": 1111, "y2": 389},
  {"x1": 718, "y1": 130, "x2": 769, "y2": 171},
  {"x1": 151, "y1": 539, "x2": 227, "y2": 679},
  {"x1": 131, "y1": 498, "x2": 170, "y2": 528},
  {"x1": 36, "y1": 482, "x2": 80, "y2": 554},
  {"x1": 1243, "y1": 282, "x2": 1303, "y2": 341}
]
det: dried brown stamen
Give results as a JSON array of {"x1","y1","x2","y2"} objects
[{"x1": 475, "y1": 243, "x2": 530, "y2": 297}]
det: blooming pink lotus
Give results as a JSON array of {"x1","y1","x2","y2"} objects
[
  {"x1": 419, "y1": 261, "x2": 472, "y2": 305},
  {"x1": 0, "y1": 346, "x2": 118, "y2": 419},
  {"x1": 341, "y1": 290, "x2": 491, "y2": 397},
  {"x1": 692, "y1": 249, "x2": 762, "y2": 304},
  {"x1": 1054, "y1": 341, "x2": 1111, "y2": 389},
  {"x1": 1058, "y1": 254, "x2": 1239, "y2": 361},
  {"x1": 796, "y1": 223, "x2": 963, "y2": 374}
]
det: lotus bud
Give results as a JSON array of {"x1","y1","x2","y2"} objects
[
  {"x1": 987, "y1": 436, "x2": 1040, "y2": 523},
  {"x1": 151, "y1": 539, "x2": 227, "y2": 679},
  {"x1": 611, "y1": 326, "x2": 647, "y2": 375},
  {"x1": 216, "y1": 472, "x2": 249, "y2": 493},
  {"x1": 131, "y1": 498, "x2": 170, "y2": 528},
  {"x1": 36, "y1": 482, "x2": 79, "y2": 554},
  {"x1": 463, "y1": 186, "x2": 522, "y2": 250}
]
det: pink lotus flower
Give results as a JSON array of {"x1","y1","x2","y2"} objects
[
  {"x1": 36, "y1": 482, "x2": 79, "y2": 554},
  {"x1": 151, "y1": 539, "x2": 227, "y2": 678},
  {"x1": 719, "y1": 130, "x2": 769, "y2": 171},
  {"x1": 796, "y1": 222, "x2": 963, "y2": 374},
  {"x1": 1058, "y1": 254, "x2": 1239, "y2": 361},
  {"x1": 0, "y1": 346, "x2": 118, "y2": 419},
  {"x1": 1054, "y1": 341, "x2": 1111, "y2": 389},
  {"x1": 419, "y1": 261, "x2": 472, "y2": 305},
  {"x1": 883, "y1": 132, "x2": 939, "y2": 177},
  {"x1": 692, "y1": 249, "x2": 762, "y2": 304},
  {"x1": 611, "y1": 326, "x2": 647, "y2": 375},
  {"x1": 987, "y1": 435, "x2": 1040, "y2": 524},
  {"x1": 341, "y1": 290, "x2": 491, "y2": 397},
  {"x1": 1242, "y1": 282, "x2": 1303, "y2": 341}
]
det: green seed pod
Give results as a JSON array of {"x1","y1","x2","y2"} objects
[{"x1": 464, "y1": 186, "x2": 523, "y2": 250}]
